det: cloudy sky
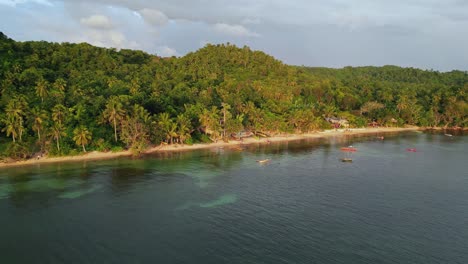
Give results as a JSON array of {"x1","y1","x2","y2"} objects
[{"x1": 1, "y1": 0, "x2": 467, "y2": 71}]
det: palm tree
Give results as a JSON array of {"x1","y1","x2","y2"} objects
[
  {"x1": 30, "y1": 107, "x2": 48, "y2": 141},
  {"x1": 50, "y1": 122, "x2": 66, "y2": 151},
  {"x1": 52, "y1": 104, "x2": 67, "y2": 125},
  {"x1": 198, "y1": 108, "x2": 212, "y2": 131},
  {"x1": 131, "y1": 104, "x2": 150, "y2": 124},
  {"x1": 168, "y1": 122, "x2": 178, "y2": 144},
  {"x1": 158, "y1": 112, "x2": 173, "y2": 144},
  {"x1": 396, "y1": 95, "x2": 409, "y2": 114},
  {"x1": 221, "y1": 102, "x2": 231, "y2": 139},
  {"x1": 35, "y1": 79, "x2": 49, "y2": 103},
  {"x1": 130, "y1": 78, "x2": 140, "y2": 95},
  {"x1": 5, "y1": 97, "x2": 27, "y2": 118},
  {"x1": 1, "y1": 116, "x2": 18, "y2": 142},
  {"x1": 53, "y1": 78, "x2": 67, "y2": 93},
  {"x1": 73, "y1": 126, "x2": 92, "y2": 152},
  {"x1": 198, "y1": 107, "x2": 221, "y2": 141},
  {"x1": 103, "y1": 97, "x2": 125, "y2": 142},
  {"x1": 4, "y1": 97, "x2": 27, "y2": 142},
  {"x1": 176, "y1": 114, "x2": 192, "y2": 144}
]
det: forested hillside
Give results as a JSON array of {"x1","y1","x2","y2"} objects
[{"x1": 0, "y1": 32, "x2": 466, "y2": 159}]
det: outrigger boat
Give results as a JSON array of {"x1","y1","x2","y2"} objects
[
  {"x1": 340, "y1": 147, "x2": 357, "y2": 152},
  {"x1": 340, "y1": 145, "x2": 356, "y2": 162}
]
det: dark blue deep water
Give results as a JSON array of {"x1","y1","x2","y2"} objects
[{"x1": 1, "y1": 131, "x2": 467, "y2": 264}]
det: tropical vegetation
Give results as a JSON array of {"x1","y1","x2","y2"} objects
[{"x1": 0, "y1": 32, "x2": 466, "y2": 160}]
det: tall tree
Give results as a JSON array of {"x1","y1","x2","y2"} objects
[
  {"x1": 73, "y1": 126, "x2": 92, "y2": 152},
  {"x1": 50, "y1": 122, "x2": 66, "y2": 151},
  {"x1": 176, "y1": 114, "x2": 192, "y2": 144},
  {"x1": 1, "y1": 116, "x2": 18, "y2": 142},
  {"x1": 4, "y1": 97, "x2": 28, "y2": 142},
  {"x1": 158, "y1": 112, "x2": 174, "y2": 144},
  {"x1": 52, "y1": 104, "x2": 68, "y2": 125},
  {"x1": 221, "y1": 102, "x2": 231, "y2": 139},
  {"x1": 35, "y1": 79, "x2": 49, "y2": 103},
  {"x1": 199, "y1": 107, "x2": 221, "y2": 141},
  {"x1": 30, "y1": 107, "x2": 48, "y2": 141},
  {"x1": 103, "y1": 97, "x2": 125, "y2": 142},
  {"x1": 53, "y1": 78, "x2": 67, "y2": 93}
]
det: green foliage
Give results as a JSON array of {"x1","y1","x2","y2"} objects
[
  {"x1": 4, "y1": 142, "x2": 31, "y2": 160},
  {"x1": 184, "y1": 137, "x2": 194, "y2": 145},
  {"x1": 0, "y1": 33, "x2": 466, "y2": 160},
  {"x1": 199, "y1": 134, "x2": 213, "y2": 143},
  {"x1": 111, "y1": 146, "x2": 124, "y2": 153},
  {"x1": 94, "y1": 138, "x2": 111, "y2": 152}
]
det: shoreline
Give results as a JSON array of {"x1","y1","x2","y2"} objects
[{"x1": 0, "y1": 127, "x2": 422, "y2": 168}]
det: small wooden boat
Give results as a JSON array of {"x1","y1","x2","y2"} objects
[
  {"x1": 340, "y1": 158, "x2": 353, "y2": 162},
  {"x1": 256, "y1": 159, "x2": 271, "y2": 164},
  {"x1": 444, "y1": 134, "x2": 453, "y2": 137}
]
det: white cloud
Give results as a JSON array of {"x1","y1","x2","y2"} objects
[
  {"x1": 80, "y1": 14, "x2": 113, "y2": 29},
  {"x1": 155, "y1": 45, "x2": 178, "y2": 57},
  {"x1": 0, "y1": 0, "x2": 52, "y2": 7},
  {"x1": 138, "y1": 8, "x2": 168, "y2": 26},
  {"x1": 213, "y1": 23, "x2": 259, "y2": 37},
  {"x1": 2, "y1": 0, "x2": 468, "y2": 70},
  {"x1": 77, "y1": 29, "x2": 139, "y2": 50}
]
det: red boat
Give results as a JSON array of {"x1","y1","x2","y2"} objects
[
  {"x1": 406, "y1": 148, "x2": 417, "y2": 152},
  {"x1": 340, "y1": 147, "x2": 357, "y2": 152}
]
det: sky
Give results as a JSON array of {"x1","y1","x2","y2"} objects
[{"x1": 1, "y1": 0, "x2": 467, "y2": 71}]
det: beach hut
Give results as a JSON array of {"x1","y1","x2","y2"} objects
[
  {"x1": 231, "y1": 131, "x2": 254, "y2": 140},
  {"x1": 325, "y1": 117, "x2": 349, "y2": 130}
]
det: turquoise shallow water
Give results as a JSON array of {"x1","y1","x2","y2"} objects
[{"x1": 0, "y1": 131, "x2": 467, "y2": 264}]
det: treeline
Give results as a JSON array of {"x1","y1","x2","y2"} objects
[{"x1": 0, "y1": 32, "x2": 466, "y2": 159}]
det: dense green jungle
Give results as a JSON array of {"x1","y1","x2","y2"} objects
[{"x1": 0, "y1": 32, "x2": 466, "y2": 159}]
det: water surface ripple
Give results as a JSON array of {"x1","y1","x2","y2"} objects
[{"x1": 0, "y1": 132, "x2": 467, "y2": 264}]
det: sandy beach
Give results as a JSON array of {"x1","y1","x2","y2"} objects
[{"x1": 0, "y1": 127, "x2": 420, "y2": 168}]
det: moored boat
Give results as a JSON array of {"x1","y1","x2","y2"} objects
[{"x1": 340, "y1": 147, "x2": 357, "y2": 152}]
